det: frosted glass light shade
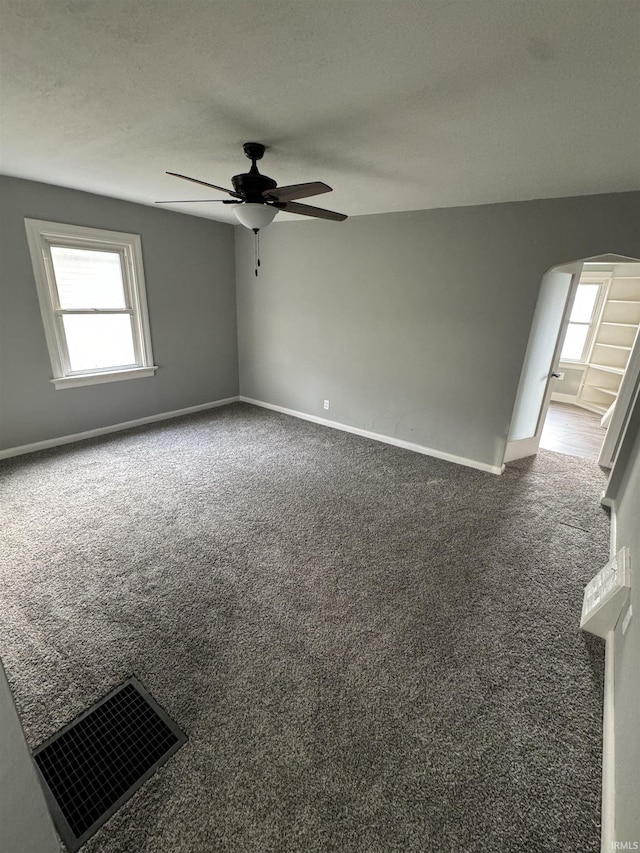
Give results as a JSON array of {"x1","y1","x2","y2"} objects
[{"x1": 233, "y1": 203, "x2": 278, "y2": 231}]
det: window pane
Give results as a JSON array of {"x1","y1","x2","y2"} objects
[
  {"x1": 51, "y1": 247, "x2": 127, "y2": 309},
  {"x1": 570, "y1": 284, "x2": 599, "y2": 323},
  {"x1": 62, "y1": 314, "x2": 136, "y2": 371},
  {"x1": 561, "y1": 323, "x2": 589, "y2": 361}
]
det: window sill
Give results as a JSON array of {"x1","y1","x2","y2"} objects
[{"x1": 51, "y1": 366, "x2": 158, "y2": 390}]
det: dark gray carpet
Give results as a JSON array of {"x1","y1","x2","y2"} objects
[{"x1": 0, "y1": 403, "x2": 608, "y2": 852}]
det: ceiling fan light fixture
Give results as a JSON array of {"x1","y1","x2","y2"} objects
[
  {"x1": 233, "y1": 203, "x2": 278, "y2": 231},
  {"x1": 161, "y1": 145, "x2": 346, "y2": 224}
]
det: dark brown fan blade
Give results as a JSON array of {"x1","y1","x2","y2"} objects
[
  {"x1": 272, "y1": 201, "x2": 347, "y2": 221},
  {"x1": 166, "y1": 172, "x2": 242, "y2": 198},
  {"x1": 262, "y1": 182, "x2": 332, "y2": 202},
  {"x1": 155, "y1": 199, "x2": 240, "y2": 204}
]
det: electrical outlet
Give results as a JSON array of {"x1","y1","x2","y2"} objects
[
  {"x1": 557, "y1": 371, "x2": 565, "y2": 380},
  {"x1": 323, "y1": 399, "x2": 330, "y2": 411}
]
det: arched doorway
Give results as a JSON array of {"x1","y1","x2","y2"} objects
[{"x1": 504, "y1": 254, "x2": 640, "y2": 468}]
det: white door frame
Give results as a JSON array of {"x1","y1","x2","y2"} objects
[{"x1": 504, "y1": 262, "x2": 583, "y2": 463}]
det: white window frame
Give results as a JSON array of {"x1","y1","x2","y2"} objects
[
  {"x1": 560, "y1": 272, "x2": 610, "y2": 365},
  {"x1": 25, "y1": 219, "x2": 157, "y2": 389}
]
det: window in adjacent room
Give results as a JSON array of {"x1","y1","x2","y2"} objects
[
  {"x1": 560, "y1": 275, "x2": 608, "y2": 362},
  {"x1": 25, "y1": 219, "x2": 156, "y2": 389}
]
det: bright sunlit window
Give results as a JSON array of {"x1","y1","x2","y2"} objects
[
  {"x1": 25, "y1": 220, "x2": 156, "y2": 389},
  {"x1": 560, "y1": 282, "x2": 603, "y2": 362}
]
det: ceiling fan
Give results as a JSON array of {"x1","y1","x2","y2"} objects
[{"x1": 157, "y1": 142, "x2": 347, "y2": 231}]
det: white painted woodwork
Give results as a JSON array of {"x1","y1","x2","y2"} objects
[
  {"x1": 24, "y1": 219, "x2": 156, "y2": 389},
  {"x1": 505, "y1": 269, "x2": 575, "y2": 461},
  {"x1": 577, "y1": 276, "x2": 640, "y2": 417}
]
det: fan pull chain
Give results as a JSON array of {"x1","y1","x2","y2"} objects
[{"x1": 253, "y1": 228, "x2": 261, "y2": 277}]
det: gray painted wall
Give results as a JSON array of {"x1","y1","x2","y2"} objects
[
  {"x1": 0, "y1": 660, "x2": 59, "y2": 853},
  {"x1": 0, "y1": 176, "x2": 238, "y2": 451},
  {"x1": 236, "y1": 192, "x2": 640, "y2": 470},
  {"x1": 610, "y1": 399, "x2": 640, "y2": 846},
  {"x1": 1, "y1": 180, "x2": 639, "y2": 846}
]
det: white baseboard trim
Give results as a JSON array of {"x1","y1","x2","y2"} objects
[
  {"x1": 503, "y1": 435, "x2": 540, "y2": 463},
  {"x1": 601, "y1": 631, "x2": 616, "y2": 853},
  {"x1": 549, "y1": 394, "x2": 605, "y2": 417},
  {"x1": 550, "y1": 392, "x2": 579, "y2": 405},
  {"x1": 575, "y1": 401, "x2": 607, "y2": 416},
  {"x1": 601, "y1": 507, "x2": 617, "y2": 853},
  {"x1": 600, "y1": 490, "x2": 615, "y2": 510},
  {"x1": 0, "y1": 396, "x2": 240, "y2": 460},
  {"x1": 240, "y1": 396, "x2": 504, "y2": 475}
]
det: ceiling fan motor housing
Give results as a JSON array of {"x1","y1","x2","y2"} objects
[
  {"x1": 231, "y1": 170, "x2": 277, "y2": 202},
  {"x1": 232, "y1": 141, "x2": 277, "y2": 202}
]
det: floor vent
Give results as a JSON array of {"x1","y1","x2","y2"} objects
[{"x1": 33, "y1": 676, "x2": 187, "y2": 852}]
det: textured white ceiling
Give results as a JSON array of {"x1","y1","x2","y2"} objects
[{"x1": 1, "y1": 0, "x2": 639, "y2": 224}]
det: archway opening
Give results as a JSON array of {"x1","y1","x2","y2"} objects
[{"x1": 505, "y1": 254, "x2": 640, "y2": 469}]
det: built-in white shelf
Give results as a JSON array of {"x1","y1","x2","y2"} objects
[
  {"x1": 595, "y1": 343, "x2": 632, "y2": 351},
  {"x1": 588, "y1": 364, "x2": 625, "y2": 375},
  {"x1": 574, "y1": 271, "x2": 640, "y2": 416},
  {"x1": 588, "y1": 386, "x2": 618, "y2": 397}
]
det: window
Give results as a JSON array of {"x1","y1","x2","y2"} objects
[
  {"x1": 560, "y1": 277, "x2": 607, "y2": 363},
  {"x1": 25, "y1": 219, "x2": 156, "y2": 389}
]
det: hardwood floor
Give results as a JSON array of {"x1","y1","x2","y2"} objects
[{"x1": 540, "y1": 401, "x2": 606, "y2": 461}]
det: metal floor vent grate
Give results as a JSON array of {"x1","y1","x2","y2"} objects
[{"x1": 33, "y1": 676, "x2": 187, "y2": 852}]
